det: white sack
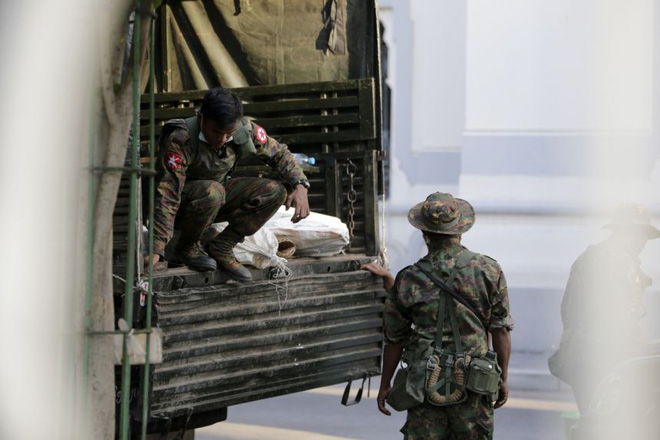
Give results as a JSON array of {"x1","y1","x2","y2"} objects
[
  {"x1": 264, "y1": 206, "x2": 350, "y2": 257},
  {"x1": 206, "y1": 222, "x2": 285, "y2": 269}
]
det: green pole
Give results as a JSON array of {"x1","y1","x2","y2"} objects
[
  {"x1": 83, "y1": 62, "x2": 96, "y2": 440},
  {"x1": 140, "y1": 10, "x2": 156, "y2": 439},
  {"x1": 120, "y1": 2, "x2": 141, "y2": 438}
]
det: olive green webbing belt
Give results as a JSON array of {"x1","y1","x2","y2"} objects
[
  {"x1": 418, "y1": 250, "x2": 482, "y2": 400},
  {"x1": 425, "y1": 257, "x2": 466, "y2": 397}
]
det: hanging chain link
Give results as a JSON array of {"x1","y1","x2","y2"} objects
[{"x1": 345, "y1": 159, "x2": 358, "y2": 241}]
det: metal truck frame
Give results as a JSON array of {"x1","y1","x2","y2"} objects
[{"x1": 111, "y1": 1, "x2": 387, "y2": 437}]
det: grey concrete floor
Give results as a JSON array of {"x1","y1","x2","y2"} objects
[{"x1": 196, "y1": 373, "x2": 576, "y2": 440}]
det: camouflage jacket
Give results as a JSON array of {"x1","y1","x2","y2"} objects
[
  {"x1": 384, "y1": 241, "x2": 514, "y2": 358},
  {"x1": 153, "y1": 116, "x2": 307, "y2": 255},
  {"x1": 559, "y1": 240, "x2": 650, "y2": 352}
]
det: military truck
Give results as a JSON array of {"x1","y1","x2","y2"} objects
[{"x1": 112, "y1": 1, "x2": 387, "y2": 437}]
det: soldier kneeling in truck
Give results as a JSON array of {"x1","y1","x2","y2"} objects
[{"x1": 147, "y1": 87, "x2": 311, "y2": 281}]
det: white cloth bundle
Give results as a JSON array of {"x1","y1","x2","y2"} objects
[{"x1": 264, "y1": 206, "x2": 350, "y2": 257}]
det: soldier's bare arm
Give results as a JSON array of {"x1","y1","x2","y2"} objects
[
  {"x1": 378, "y1": 343, "x2": 403, "y2": 416},
  {"x1": 362, "y1": 262, "x2": 395, "y2": 290},
  {"x1": 491, "y1": 327, "x2": 511, "y2": 408}
]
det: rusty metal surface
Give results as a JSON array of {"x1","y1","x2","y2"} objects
[{"x1": 148, "y1": 265, "x2": 385, "y2": 419}]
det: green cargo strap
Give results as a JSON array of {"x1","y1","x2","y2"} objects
[
  {"x1": 229, "y1": 121, "x2": 257, "y2": 158},
  {"x1": 444, "y1": 367, "x2": 452, "y2": 400},
  {"x1": 445, "y1": 253, "x2": 470, "y2": 357},
  {"x1": 431, "y1": 252, "x2": 471, "y2": 354},
  {"x1": 450, "y1": 249, "x2": 478, "y2": 279},
  {"x1": 435, "y1": 294, "x2": 447, "y2": 349},
  {"x1": 448, "y1": 296, "x2": 464, "y2": 356},
  {"x1": 429, "y1": 377, "x2": 447, "y2": 394},
  {"x1": 184, "y1": 116, "x2": 201, "y2": 163}
]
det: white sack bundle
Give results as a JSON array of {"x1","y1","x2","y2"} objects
[
  {"x1": 204, "y1": 222, "x2": 285, "y2": 269},
  {"x1": 264, "y1": 206, "x2": 350, "y2": 257}
]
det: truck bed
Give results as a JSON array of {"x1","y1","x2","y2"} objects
[{"x1": 144, "y1": 254, "x2": 385, "y2": 431}]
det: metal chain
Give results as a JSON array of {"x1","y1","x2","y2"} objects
[{"x1": 345, "y1": 159, "x2": 358, "y2": 242}]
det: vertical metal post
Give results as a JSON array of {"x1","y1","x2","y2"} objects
[
  {"x1": 120, "y1": 1, "x2": 141, "y2": 438},
  {"x1": 140, "y1": 11, "x2": 156, "y2": 440},
  {"x1": 83, "y1": 56, "x2": 96, "y2": 440}
]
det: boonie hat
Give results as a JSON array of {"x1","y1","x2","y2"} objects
[
  {"x1": 603, "y1": 203, "x2": 660, "y2": 239},
  {"x1": 408, "y1": 192, "x2": 475, "y2": 235}
]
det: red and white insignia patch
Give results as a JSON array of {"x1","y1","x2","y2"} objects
[
  {"x1": 255, "y1": 125, "x2": 268, "y2": 144},
  {"x1": 165, "y1": 152, "x2": 182, "y2": 170}
]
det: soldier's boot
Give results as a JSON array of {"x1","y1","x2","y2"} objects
[
  {"x1": 175, "y1": 241, "x2": 217, "y2": 272},
  {"x1": 208, "y1": 228, "x2": 252, "y2": 282}
]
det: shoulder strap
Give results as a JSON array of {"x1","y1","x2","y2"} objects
[
  {"x1": 183, "y1": 116, "x2": 200, "y2": 163},
  {"x1": 158, "y1": 118, "x2": 187, "y2": 148},
  {"x1": 415, "y1": 254, "x2": 488, "y2": 333},
  {"x1": 435, "y1": 293, "x2": 447, "y2": 349},
  {"x1": 456, "y1": 250, "x2": 478, "y2": 269},
  {"x1": 429, "y1": 252, "x2": 476, "y2": 355},
  {"x1": 231, "y1": 119, "x2": 257, "y2": 158}
]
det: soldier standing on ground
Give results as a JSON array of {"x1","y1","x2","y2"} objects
[
  {"x1": 148, "y1": 87, "x2": 311, "y2": 281},
  {"x1": 364, "y1": 192, "x2": 514, "y2": 439},
  {"x1": 549, "y1": 203, "x2": 660, "y2": 413}
]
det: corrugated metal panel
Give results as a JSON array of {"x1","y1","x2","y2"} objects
[{"x1": 149, "y1": 270, "x2": 384, "y2": 419}]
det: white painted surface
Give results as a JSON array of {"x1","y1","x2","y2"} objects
[
  {"x1": 379, "y1": 0, "x2": 660, "y2": 354},
  {"x1": 465, "y1": 0, "x2": 654, "y2": 133},
  {"x1": 410, "y1": 0, "x2": 467, "y2": 152}
]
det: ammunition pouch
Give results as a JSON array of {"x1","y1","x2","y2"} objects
[
  {"x1": 466, "y1": 351, "x2": 502, "y2": 396},
  {"x1": 387, "y1": 345, "x2": 501, "y2": 412},
  {"x1": 386, "y1": 339, "x2": 434, "y2": 412}
]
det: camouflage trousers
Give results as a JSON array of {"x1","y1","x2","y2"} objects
[
  {"x1": 173, "y1": 177, "x2": 287, "y2": 244},
  {"x1": 402, "y1": 393, "x2": 494, "y2": 440}
]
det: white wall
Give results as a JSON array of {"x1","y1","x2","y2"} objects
[
  {"x1": 410, "y1": 0, "x2": 466, "y2": 152},
  {"x1": 465, "y1": 0, "x2": 653, "y2": 133},
  {"x1": 379, "y1": 0, "x2": 660, "y2": 353}
]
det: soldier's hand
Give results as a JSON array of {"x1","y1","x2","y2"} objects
[
  {"x1": 362, "y1": 262, "x2": 395, "y2": 290},
  {"x1": 377, "y1": 384, "x2": 392, "y2": 416},
  {"x1": 494, "y1": 380, "x2": 508, "y2": 408},
  {"x1": 286, "y1": 185, "x2": 310, "y2": 223}
]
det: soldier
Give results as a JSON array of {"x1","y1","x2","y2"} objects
[
  {"x1": 549, "y1": 203, "x2": 660, "y2": 413},
  {"x1": 364, "y1": 192, "x2": 513, "y2": 439},
  {"x1": 148, "y1": 87, "x2": 311, "y2": 281}
]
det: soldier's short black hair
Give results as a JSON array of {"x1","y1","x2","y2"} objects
[
  {"x1": 200, "y1": 88, "x2": 243, "y2": 129},
  {"x1": 423, "y1": 231, "x2": 460, "y2": 246}
]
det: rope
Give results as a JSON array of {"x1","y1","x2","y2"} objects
[
  {"x1": 267, "y1": 257, "x2": 292, "y2": 316},
  {"x1": 426, "y1": 354, "x2": 471, "y2": 405},
  {"x1": 379, "y1": 184, "x2": 389, "y2": 269}
]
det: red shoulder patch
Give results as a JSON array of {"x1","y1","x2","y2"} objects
[
  {"x1": 165, "y1": 152, "x2": 182, "y2": 170},
  {"x1": 255, "y1": 125, "x2": 268, "y2": 144}
]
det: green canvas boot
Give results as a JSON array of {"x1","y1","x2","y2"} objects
[
  {"x1": 175, "y1": 241, "x2": 217, "y2": 272},
  {"x1": 208, "y1": 228, "x2": 252, "y2": 281}
]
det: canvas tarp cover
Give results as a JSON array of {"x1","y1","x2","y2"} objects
[{"x1": 156, "y1": 0, "x2": 374, "y2": 92}]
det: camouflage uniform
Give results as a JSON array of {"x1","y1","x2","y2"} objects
[
  {"x1": 550, "y1": 203, "x2": 660, "y2": 413},
  {"x1": 153, "y1": 116, "x2": 307, "y2": 258},
  {"x1": 555, "y1": 240, "x2": 651, "y2": 411},
  {"x1": 384, "y1": 239, "x2": 513, "y2": 439}
]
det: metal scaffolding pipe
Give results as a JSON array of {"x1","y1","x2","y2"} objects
[
  {"x1": 119, "y1": 1, "x2": 141, "y2": 438},
  {"x1": 140, "y1": 12, "x2": 157, "y2": 439}
]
